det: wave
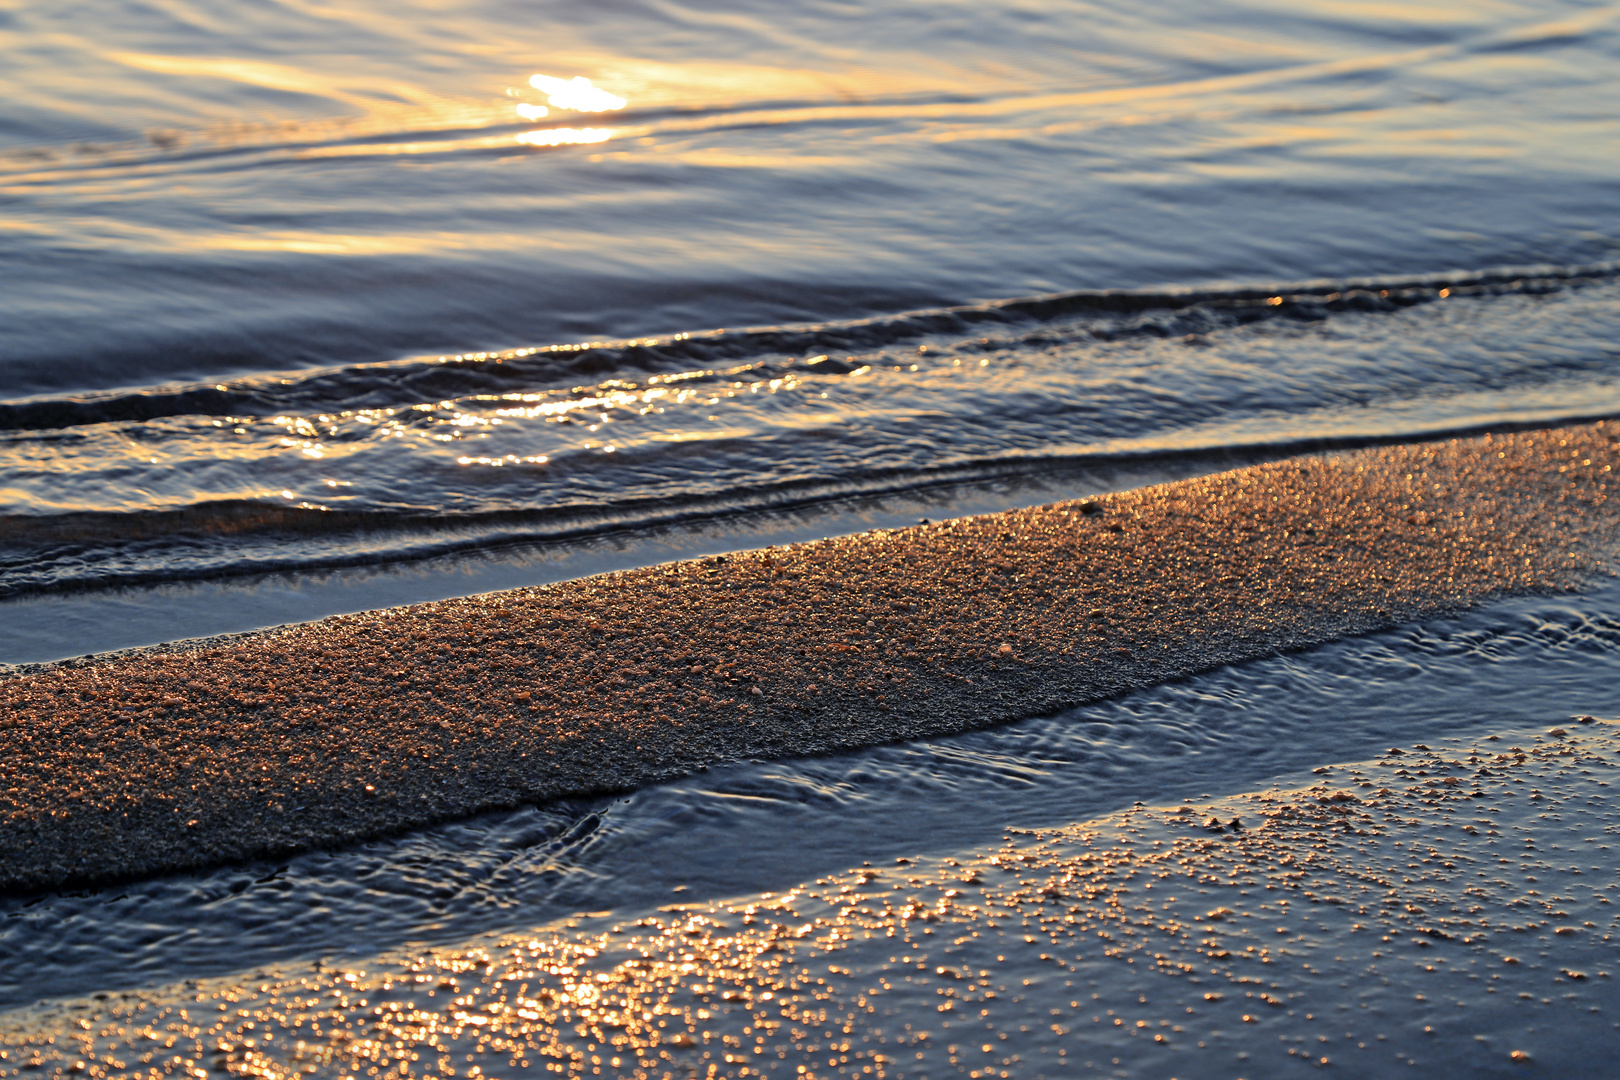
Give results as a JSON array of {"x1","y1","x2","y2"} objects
[
  {"x1": 2, "y1": 260, "x2": 1618, "y2": 599},
  {"x1": 2, "y1": 261, "x2": 1612, "y2": 433}
]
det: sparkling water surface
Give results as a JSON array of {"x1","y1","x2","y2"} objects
[{"x1": 2, "y1": 0, "x2": 1619, "y2": 640}]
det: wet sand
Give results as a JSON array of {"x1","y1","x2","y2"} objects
[
  {"x1": 5, "y1": 718, "x2": 1618, "y2": 1078},
  {"x1": 2, "y1": 422, "x2": 1617, "y2": 892}
]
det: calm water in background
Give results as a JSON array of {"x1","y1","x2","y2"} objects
[{"x1": 2, "y1": 0, "x2": 1620, "y2": 660}]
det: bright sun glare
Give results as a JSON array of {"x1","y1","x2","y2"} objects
[
  {"x1": 528, "y1": 73, "x2": 627, "y2": 113},
  {"x1": 514, "y1": 73, "x2": 626, "y2": 145}
]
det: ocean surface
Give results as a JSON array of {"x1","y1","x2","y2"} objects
[
  {"x1": 4, "y1": 0, "x2": 1620, "y2": 1075},
  {"x1": 3, "y1": 0, "x2": 1620, "y2": 660}
]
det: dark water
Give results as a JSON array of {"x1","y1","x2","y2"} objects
[{"x1": 3, "y1": 0, "x2": 1620, "y2": 644}]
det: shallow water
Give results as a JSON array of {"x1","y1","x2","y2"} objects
[
  {"x1": 7, "y1": 271, "x2": 1620, "y2": 602},
  {"x1": 0, "y1": 449, "x2": 1265, "y2": 665},
  {"x1": 7, "y1": 1, "x2": 1620, "y2": 1074},
  {"x1": 5, "y1": 580, "x2": 1617, "y2": 1007},
  {"x1": 3, "y1": 0, "x2": 1620, "y2": 630}
]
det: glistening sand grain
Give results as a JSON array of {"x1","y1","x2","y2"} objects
[
  {"x1": 2, "y1": 422, "x2": 1617, "y2": 892},
  {"x1": 5, "y1": 719, "x2": 1619, "y2": 1078}
]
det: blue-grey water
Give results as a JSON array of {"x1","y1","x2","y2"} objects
[
  {"x1": 4, "y1": 1, "x2": 1620, "y2": 1074},
  {"x1": 3, "y1": 0, "x2": 1619, "y2": 651}
]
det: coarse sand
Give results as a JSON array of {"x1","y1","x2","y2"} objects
[{"x1": 2, "y1": 422, "x2": 1617, "y2": 893}]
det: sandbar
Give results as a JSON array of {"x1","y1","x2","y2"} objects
[{"x1": 1, "y1": 421, "x2": 1616, "y2": 892}]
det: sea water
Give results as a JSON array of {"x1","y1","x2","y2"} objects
[{"x1": 2, "y1": 0, "x2": 1619, "y2": 657}]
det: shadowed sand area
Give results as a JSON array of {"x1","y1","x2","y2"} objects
[{"x1": 2, "y1": 422, "x2": 1617, "y2": 892}]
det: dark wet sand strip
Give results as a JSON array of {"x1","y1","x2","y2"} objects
[{"x1": 2, "y1": 422, "x2": 1617, "y2": 892}]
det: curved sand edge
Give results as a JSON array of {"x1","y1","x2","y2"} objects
[{"x1": 2, "y1": 422, "x2": 1616, "y2": 892}]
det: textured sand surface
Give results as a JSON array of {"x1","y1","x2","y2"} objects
[
  {"x1": 4, "y1": 719, "x2": 1618, "y2": 1079},
  {"x1": 2, "y1": 422, "x2": 1617, "y2": 892}
]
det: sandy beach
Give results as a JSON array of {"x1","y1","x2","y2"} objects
[
  {"x1": 10, "y1": 2, "x2": 1620, "y2": 1072},
  {"x1": 2, "y1": 421, "x2": 1616, "y2": 893}
]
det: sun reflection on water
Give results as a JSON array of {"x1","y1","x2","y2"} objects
[
  {"x1": 529, "y1": 73, "x2": 627, "y2": 113},
  {"x1": 515, "y1": 127, "x2": 616, "y2": 147},
  {"x1": 514, "y1": 72, "x2": 625, "y2": 146}
]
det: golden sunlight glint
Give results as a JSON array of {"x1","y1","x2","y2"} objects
[
  {"x1": 514, "y1": 72, "x2": 624, "y2": 145},
  {"x1": 514, "y1": 127, "x2": 616, "y2": 147},
  {"x1": 528, "y1": 73, "x2": 627, "y2": 112}
]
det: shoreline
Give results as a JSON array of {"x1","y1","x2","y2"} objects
[{"x1": 2, "y1": 421, "x2": 1616, "y2": 893}]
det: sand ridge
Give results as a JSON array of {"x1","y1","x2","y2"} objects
[{"x1": 1, "y1": 422, "x2": 1617, "y2": 892}]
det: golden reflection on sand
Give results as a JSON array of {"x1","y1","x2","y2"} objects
[{"x1": 4, "y1": 722, "x2": 1618, "y2": 1078}]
